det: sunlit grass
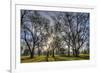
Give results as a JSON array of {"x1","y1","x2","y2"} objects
[{"x1": 21, "y1": 54, "x2": 89, "y2": 63}]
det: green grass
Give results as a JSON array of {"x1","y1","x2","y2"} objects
[{"x1": 21, "y1": 54, "x2": 89, "y2": 63}]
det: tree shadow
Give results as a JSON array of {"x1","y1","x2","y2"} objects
[
  {"x1": 21, "y1": 57, "x2": 31, "y2": 61},
  {"x1": 78, "y1": 55, "x2": 90, "y2": 59}
]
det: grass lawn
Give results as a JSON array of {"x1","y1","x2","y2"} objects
[{"x1": 21, "y1": 54, "x2": 89, "y2": 63}]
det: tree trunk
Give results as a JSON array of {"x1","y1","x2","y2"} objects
[
  {"x1": 67, "y1": 45, "x2": 70, "y2": 57},
  {"x1": 52, "y1": 49, "x2": 55, "y2": 57},
  {"x1": 38, "y1": 44, "x2": 41, "y2": 56},
  {"x1": 31, "y1": 48, "x2": 34, "y2": 58},
  {"x1": 75, "y1": 49, "x2": 79, "y2": 57},
  {"x1": 38, "y1": 49, "x2": 41, "y2": 56},
  {"x1": 24, "y1": 31, "x2": 33, "y2": 59},
  {"x1": 72, "y1": 49, "x2": 75, "y2": 56},
  {"x1": 46, "y1": 50, "x2": 49, "y2": 61},
  {"x1": 30, "y1": 52, "x2": 33, "y2": 58}
]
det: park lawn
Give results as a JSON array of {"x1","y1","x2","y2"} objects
[{"x1": 21, "y1": 54, "x2": 89, "y2": 63}]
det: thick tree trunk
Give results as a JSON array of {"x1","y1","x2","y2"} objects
[
  {"x1": 30, "y1": 52, "x2": 33, "y2": 58},
  {"x1": 32, "y1": 48, "x2": 34, "y2": 58},
  {"x1": 75, "y1": 49, "x2": 79, "y2": 57},
  {"x1": 52, "y1": 49, "x2": 55, "y2": 57}
]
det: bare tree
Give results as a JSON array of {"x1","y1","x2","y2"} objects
[{"x1": 64, "y1": 12, "x2": 89, "y2": 57}]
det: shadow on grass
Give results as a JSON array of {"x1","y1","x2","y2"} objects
[
  {"x1": 21, "y1": 54, "x2": 89, "y2": 63},
  {"x1": 21, "y1": 57, "x2": 30, "y2": 60},
  {"x1": 78, "y1": 56, "x2": 90, "y2": 59}
]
